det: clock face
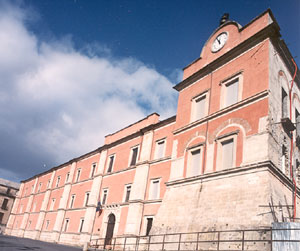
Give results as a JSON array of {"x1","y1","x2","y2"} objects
[{"x1": 211, "y1": 32, "x2": 228, "y2": 53}]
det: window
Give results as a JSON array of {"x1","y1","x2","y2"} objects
[
  {"x1": 281, "y1": 145, "x2": 287, "y2": 174},
  {"x1": 6, "y1": 188, "x2": 11, "y2": 195},
  {"x1": 37, "y1": 182, "x2": 42, "y2": 192},
  {"x1": 102, "y1": 189, "x2": 108, "y2": 205},
  {"x1": 47, "y1": 180, "x2": 50, "y2": 188},
  {"x1": 221, "y1": 73, "x2": 243, "y2": 108},
  {"x1": 56, "y1": 176, "x2": 61, "y2": 188},
  {"x1": 79, "y1": 218, "x2": 84, "y2": 232},
  {"x1": 27, "y1": 220, "x2": 32, "y2": 229},
  {"x1": 187, "y1": 146, "x2": 203, "y2": 177},
  {"x1": 107, "y1": 155, "x2": 115, "y2": 173},
  {"x1": 50, "y1": 198, "x2": 55, "y2": 210},
  {"x1": 31, "y1": 185, "x2": 34, "y2": 193},
  {"x1": 191, "y1": 92, "x2": 208, "y2": 122},
  {"x1": 149, "y1": 179, "x2": 160, "y2": 200},
  {"x1": 76, "y1": 169, "x2": 81, "y2": 182},
  {"x1": 145, "y1": 217, "x2": 153, "y2": 236},
  {"x1": 85, "y1": 192, "x2": 90, "y2": 207},
  {"x1": 64, "y1": 218, "x2": 70, "y2": 232},
  {"x1": 221, "y1": 139, "x2": 234, "y2": 169},
  {"x1": 45, "y1": 220, "x2": 50, "y2": 230},
  {"x1": 130, "y1": 146, "x2": 139, "y2": 166},
  {"x1": 296, "y1": 109, "x2": 300, "y2": 136},
  {"x1": 69, "y1": 194, "x2": 75, "y2": 208},
  {"x1": 1, "y1": 198, "x2": 8, "y2": 210},
  {"x1": 124, "y1": 185, "x2": 131, "y2": 202},
  {"x1": 19, "y1": 204, "x2": 23, "y2": 213},
  {"x1": 91, "y1": 163, "x2": 97, "y2": 177},
  {"x1": 282, "y1": 88, "x2": 288, "y2": 118},
  {"x1": 155, "y1": 139, "x2": 166, "y2": 159},
  {"x1": 0, "y1": 212, "x2": 4, "y2": 224},
  {"x1": 65, "y1": 172, "x2": 70, "y2": 183},
  {"x1": 216, "y1": 133, "x2": 237, "y2": 170}
]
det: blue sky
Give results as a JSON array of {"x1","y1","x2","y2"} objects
[{"x1": 0, "y1": 0, "x2": 299, "y2": 182}]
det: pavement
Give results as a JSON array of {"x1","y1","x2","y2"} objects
[{"x1": 0, "y1": 234, "x2": 82, "y2": 251}]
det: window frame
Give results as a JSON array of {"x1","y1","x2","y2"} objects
[
  {"x1": 69, "y1": 194, "x2": 76, "y2": 209},
  {"x1": 106, "y1": 154, "x2": 115, "y2": 173},
  {"x1": 76, "y1": 169, "x2": 81, "y2": 182},
  {"x1": 220, "y1": 72, "x2": 243, "y2": 109},
  {"x1": 50, "y1": 198, "x2": 56, "y2": 211},
  {"x1": 90, "y1": 163, "x2": 97, "y2": 178},
  {"x1": 216, "y1": 132, "x2": 238, "y2": 171},
  {"x1": 191, "y1": 91, "x2": 209, "y2": 122},
  {"x1": 123, "y1": 184, "x2": 132, "y2": 203},
  {"x1": 149, "y1": 179, "x2": 160, "y2": 200},
  {"x1": 56, "y1": 176, "x2": 61, "y2": 188},
  {"x1": 144, "y1": 216, "x2": 154, "y2": 236},
  {"x1": 186, "y1": 143, "x2": 204, "y2": 177},
  {"x1": 154, "y1": 138, "x2": 166, "y2": 160},
  {"x1": 65, "y1": 172, "x2": 70, "y2": 184},
  {"x1": 79, "y1": 218, "x2": 85, "y2": 233},
  {"x1": 64, "y1": 218, "x2": 70, "y2": 232},
  {"x1": 129, "y1": 145, "x2": 140, "y2": 167},
  {"x1": 84, "y1": 192, "x2": 90, "y2": 207},
  {"x1": 102, "y1": 189, "x2": 108, "y2": 205}
]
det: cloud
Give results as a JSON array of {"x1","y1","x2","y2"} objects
[{"x1": 0, "y1": 2, "x2": 177, "y2": 182}]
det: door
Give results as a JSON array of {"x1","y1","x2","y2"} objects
[{"x1": 104, "y1": 214, "x2": 116, "y2": 247}]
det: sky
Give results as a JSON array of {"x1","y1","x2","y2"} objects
[{"x1": 0, "y1": 0, "x2": 299, "y2": 182}]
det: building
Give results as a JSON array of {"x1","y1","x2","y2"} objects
[
  {"x1": 0, "y1": 178, "x2": 20, "y2": 233},
  {"x1": 5, "y1": 9, "x2": 300, "y2": 249}
]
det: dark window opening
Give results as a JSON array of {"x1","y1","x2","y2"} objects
[
  {"x1": 107, "y1": 156, "x2": 114, "y2": 173},
  {"x1": 146, "y1": 218, "x2": 153, "y2": 236},
  {"x1": 0, "y1": 212, "x2": 4, "y2": 224},
  {"x1": 125, "y1": 186, "x2": 131, "y2": 202},
  {"x1": 1, "y1": 198, "x2": 8, "y2": 210},
  {"x1": 282, "y1": 88, "x2": 288, "y2": 118},
  {"x1": 130, "y1": 147, "x2": 138, "y2": 166}
]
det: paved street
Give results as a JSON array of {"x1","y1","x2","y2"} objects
[{"x1": 0, "y1": 235, "x2": 82, "y2": 251}]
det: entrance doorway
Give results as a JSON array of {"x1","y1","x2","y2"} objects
[{"x1": 104, "y1": 213, "x2": 116, "y2": 247}]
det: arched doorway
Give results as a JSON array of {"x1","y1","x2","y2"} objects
[{"x1": 104, "y1": 213, "x2": 115, "y2": 248}]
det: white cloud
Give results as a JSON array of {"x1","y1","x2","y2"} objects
[{"x1": 0, "y1": 2, "x2": 177, "y2": 181}]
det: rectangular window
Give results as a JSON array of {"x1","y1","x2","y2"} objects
[
  {"x1": 124, "y1": 185, "x2": 131, "y2": 202},
  {"x1": 107, "y1": 155, "x2": 115, "y2": 173},
  {"x1": 37, "y1": 182, "x2": 42, "y2": 192},
  {"x1": 64, "y1": 219, "x2": 69, "y2": 232},
  {"x1": 91, "y1": 163, "x2": 97, "y2": 177},
  {"x1": 79, "y1": 218, "x2": 84, "y2": 232},
  {"x1": 102, "y1": 189, "x2": 108, "y2": 205},
  {"x1": 31, "y1": 185, "x2": 34, "y2": 193},
  {"x1": 281, "y1": 145, "x2": 287, "y2": 174},
  {"x1": 76, "y1": 169, "x2": 81, "y2": 182},
  {"x1": 27, "y1": 220, "x2": 31, "y2": 229},
  {"x1": 190, "y1": 148, "x2": 202, "y2": 177},
  {"x1": 225, "y1": 79, "x2": 239, "y2": 107},
  {"x1": 155, "y1": 139, "x2": 166, "y2": 159},
  {"x1": 45, "y1": 220, "x2": 50, "y2": 230},
  {"x1": 69, "y1": 194, "x2": 75, "y2": 208},
  {"x1": 146, "y1": 217, "x2": 153, "y2": 236},
  {"x1": 296, "y1": 109, "x2": 300, "y2": 136},
  {"x1": 149, "y1": 179, "x2": 160, "y2": 200},
  {"x1": 221, "y1": 139, "x2": 234, "y2": 169},
  {"x1": 0, "y1": 212, "x2": 4, "y2": 224},
  {"x1": 282, "y1": 88, "x2": 288, "y2": 118},
  {"x1": 1, "y1": 198, "x2": 8, "y2": 210},
  {"x1": 47, "y1": 180, "x2": 50, "y2": 188},
  {"x1": 6, "y1": 188, "x2": 11, "y2": 195},
  {"x1": 50, "y1": 198, "x2": 55, "y2": 210},
  {"x1": 65, "y1": 172, "x2": 70, "y2": 183},
  {"x1": 130, "y1": 146, "x2": 139, "y2": 166},
  {"x1": 85, "y1": 192, "x2": 90, "y2": 207},
  {"x1": 56, "y1": 176, "x2": 61, "y2": 188}
]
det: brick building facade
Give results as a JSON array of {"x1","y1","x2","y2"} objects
[{"x1": 5, "y1": 9, "x2": 300, "y2": 248}]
